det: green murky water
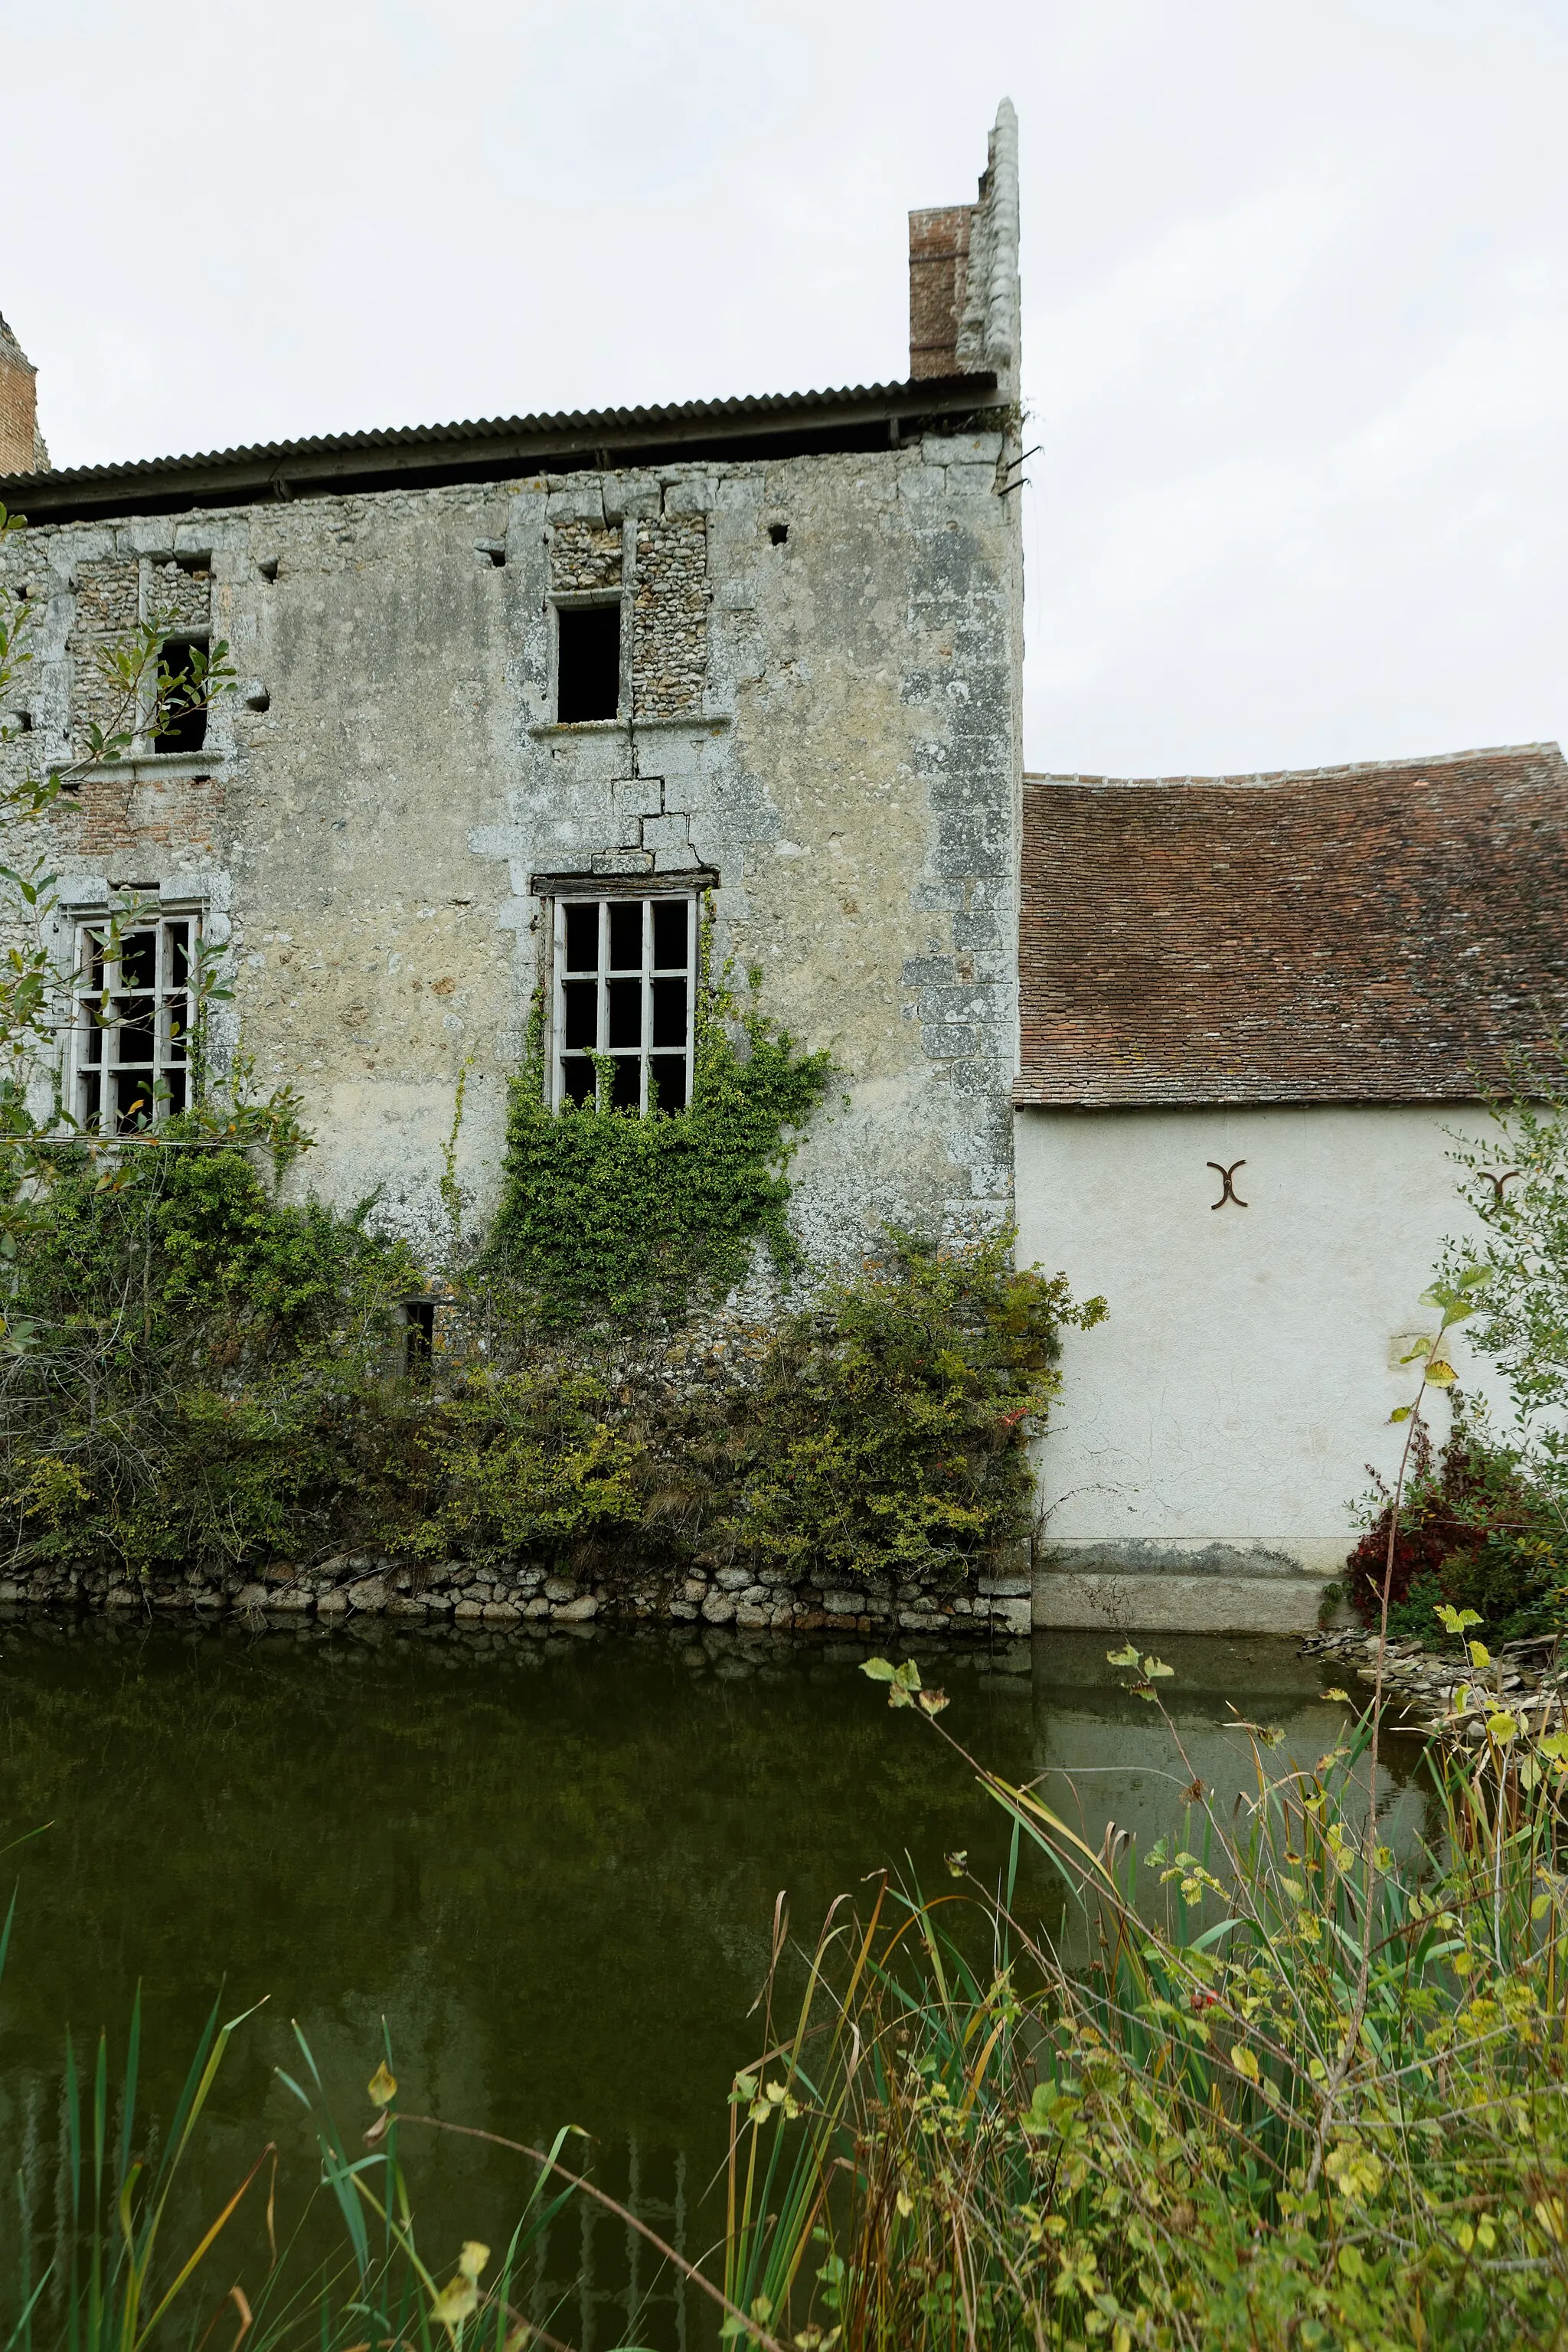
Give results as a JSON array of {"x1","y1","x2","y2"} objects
[{"x1": 0, "y1": 1615, "x2": 1426, "y2": 2346}]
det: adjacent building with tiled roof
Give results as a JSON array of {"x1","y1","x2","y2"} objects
[
  {"x1": 1016, "y1": 739, "x2": 1568, "y2": 1637},
  {"x1": 1017, "y1": 741, "x2": 1568, "y2": 1108}
]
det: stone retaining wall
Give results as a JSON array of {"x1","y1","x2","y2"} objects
[{"x1": 0, "y1": 1551, "x2": 1034, "y2": 1636}]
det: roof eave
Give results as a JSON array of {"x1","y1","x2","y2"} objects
[{"x1": 0, "y1": 373, "x2": 1006, "y2": 523}]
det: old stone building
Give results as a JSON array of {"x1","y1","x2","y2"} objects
[
  {"x1": 7, "y1": 101, "x2": 1565, "y2": 1638},
  {"x1": 0, "y1": 104, "x2": 1024, "y2": 1275}
]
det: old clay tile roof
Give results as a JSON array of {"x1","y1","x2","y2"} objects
[{"x1": 1015, "y1": 742, "x2": 1568, "y2": 1107}]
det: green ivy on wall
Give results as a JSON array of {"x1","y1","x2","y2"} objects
[{"x1": 485, "y1": 911, "x2": 833, "y2": 1328}]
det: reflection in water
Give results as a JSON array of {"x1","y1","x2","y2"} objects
[
  {"x1": 0, "y1": 1614, "x2": 1414, "y2": 2344},
  {"x1": 1027, "y1": 1632, "x2": 1433, "y2": 1962}
]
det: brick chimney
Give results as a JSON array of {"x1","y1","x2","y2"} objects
[
  {"x1": 0, "y1": 313, "x2": 47, "y2": 477},
  {"x1": 908, "y1": 101, "x2": 1020, "y2": 394}
]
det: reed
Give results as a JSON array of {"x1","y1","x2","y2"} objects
[{"x1": 721, "y1": 1661, "x2": 1568, "y2": 2350}]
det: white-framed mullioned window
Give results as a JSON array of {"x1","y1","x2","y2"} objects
[
  {"x1": 67, "y1": 908, "x2": 200, "y2": 1132},
  {"x1": 550, "y1": 890, "x2": 697, "y2": 1114}
]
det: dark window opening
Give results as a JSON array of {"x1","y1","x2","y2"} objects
[
  {"x1": 610, "y1": 1057, "x2": 640, "y2": 1110},
  {"x1": 561, "y1": 1058, "x2": 596, "y2": 1106},
  {"x1": 648, "y1": 1054, "x2": 688, "y2": 1112},
  {"x1": 652, "y1": 976, "x2": 687, "y2": 1047},
  {"x1": 769, "y1": 522, "x2": 789, "y2": 545},
  {"x1": 608, "y1": 901, "x2": 642, "y2": 969},
  {"x1": 607, "y1": 978, "x2": 642, "y2": 1048},
  {"x1": 562, "y1": 979, "x2": 597, "y2": 1049},
  {"x1": 651, "y1": 899, "x2": 689, "y2": 969},
  {"x1": 564, "y1": 902, "x2": 599, "y2": 971},
  {"x1": 155, "y1": 637, "x2": 208, "y2": 753},
  {"x1": 556, "y1": 602, "x2": 620, "y2": 724},
  {"x1": 403, "y1": 1299, "x2": 436, "y2": 1374}
]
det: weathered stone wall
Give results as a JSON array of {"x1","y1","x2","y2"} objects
[
  {"x1": 631, "y1": 512, "x2": 706, "y2": 716},
  {"x1": 11, "y1": 421, "x2": 1022, "y2": 1268},
  {"x1": 0, "y1": 1547, "x2": 1034, "y2": 1641}
]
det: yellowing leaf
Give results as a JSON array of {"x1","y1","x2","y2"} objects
[
  {"x1": 458, "y1": 2243, "x2": 489, "y2": 2284},
  {"x1": 1106, "y1": 1644, "x2": 1141, "y2": 1669},
  {"x1": 1321, "y1": 1688, "x2": 1351, "y2": 1704},
  {"x1": 1389, "y1": 1405, "x2": 1413, "y2": 1423},
  {"x1": 1230, "y1": 2043, "x2": 1259, "y2": 2082},
  {"x1": 430, "y1": 2278, "x2": 479, "y2": 2334},
  {"x1": 1487, "y1": 1712, "x2": 1519, "y2": 1744},
  {"x1": 1468, "y1": 1640, "x2": 1491, "y2": 1671},
  {"x1": 367, "y1": 2060, "x2": 397, "y2": 2109},
  {"x1": 895, "y1": 2187, "x2": 914, "y2": 2219},
  {"x1": 1425, "y1": 1359, "x2": 1458, "y2": 1385}
]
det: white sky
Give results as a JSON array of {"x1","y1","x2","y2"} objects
[{"x1": 6, "y1": 0, "x2": 1564, "y2": 778}]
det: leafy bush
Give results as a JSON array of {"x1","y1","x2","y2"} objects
[
  {"x1": 1347, "y1": 1409, "x2": 1568, "y2": 1640},
  {"x1": 0, "y1": 1111, "x2": 420, "y2": 1574},
  {"x1": 714, "y1": 1230, "x2": 1106, "y2": 1584}
]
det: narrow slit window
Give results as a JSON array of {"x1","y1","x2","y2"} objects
[
  {"x1": 550, "y1": 893, "x2": 695, "y2": 1115},
  {"x1": 555, "y1": 603, "x2": 620, "y2": 724},
  {"x1": 69, "y1": 911, "x2": 201, "y2": 1132},
  {"x1": 155, "y1": 635, "x2": 208, "y2": 753}
]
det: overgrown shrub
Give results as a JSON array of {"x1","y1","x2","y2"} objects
[
  {"x1": 1348, "y1": 1053, "x2": 1568, "y2": 1644},
  {"x1": 486, "y1": 942, "x2": 833, "y2": 1328},
  {"x1": 1347, "y1": 1408, "x2": 1568, "y2": 1640},
  {"x1": 0, "y1": 1181, "x2": 1096, "y2": 1591},
  {"x1": 0, "y1": 1111, "x2": 420, "y2": 1574},
  {"x1": 713, "y1": 1230, "x2": 1106, "y2": 1584}
]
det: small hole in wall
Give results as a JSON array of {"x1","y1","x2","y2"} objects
[
  {"x1": 257, "y1": 557, "x2": 279, "y2": 583},
  {"x1": 769, "y1": 522, "x2": 789, "y2": 545},
  {"x1": 475, "y1": 541, "x2": 506, "y2": 567},
  {"x1": 12, "y1": 710, "x2": 32, "y2": 732}
]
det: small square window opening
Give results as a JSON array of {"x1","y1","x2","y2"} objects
[
  {"x1": 69, "y1": 912, "x2": 200, "y2": 1132},
  {"x1": 551, "y1": 894, "x2": 695, "y2": 1114},
  {"x1": 155, "y1": 636, "x2": 208, "y2": 753},
  {"x1": 555, "y1": 602, "x2": 621, "y2": 724}
]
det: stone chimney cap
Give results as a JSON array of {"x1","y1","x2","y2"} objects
[{"x1": 907, "y1": 101, "x2": 1021, "y2": 396}]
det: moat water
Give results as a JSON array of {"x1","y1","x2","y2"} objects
[{"x1": 0, "y1": 1615, "x2": 1427, "y2": 2347}]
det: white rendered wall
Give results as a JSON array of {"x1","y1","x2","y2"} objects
[{"x1": 1015, "y1": 1104, "x2": 1508, "y2": 1597}]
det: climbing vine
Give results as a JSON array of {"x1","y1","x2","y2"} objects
[{"x1": 485, "y1": 907, "x2": 833, "y2": 1328}]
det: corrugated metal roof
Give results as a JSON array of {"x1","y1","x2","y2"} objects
[{"x1": 0, "y1": 372, "x2": 1004, "y2": 521}]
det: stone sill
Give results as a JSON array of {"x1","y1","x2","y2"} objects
[
  {"x1": 64, "y1": 753, "x2": 224, "y2": 786},
  {"x1": 526, "y1": 714, "x2": 730, "y2": 740}
]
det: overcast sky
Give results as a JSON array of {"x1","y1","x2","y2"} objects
[{"x1": 6, "y1": 0, "x2": 1563, "y2": 777}]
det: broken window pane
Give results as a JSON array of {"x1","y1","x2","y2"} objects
[
  {"x1": 155, "y1": 637, "x2": 208, "y2": 753},
  {"x1": 69, "y1": 910, "x2": 203, "y2": 1134},
  {"x1": 551, "y1": 892, "x2": 697, "y2": 1116}
]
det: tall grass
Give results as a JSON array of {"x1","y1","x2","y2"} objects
[
  {"x1": 2, "y1": 1970, "x2": 749, "y2": 2352},
  {"x1": 721, "y1": 1663, "x2": 1568, "y2": 2351}
]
